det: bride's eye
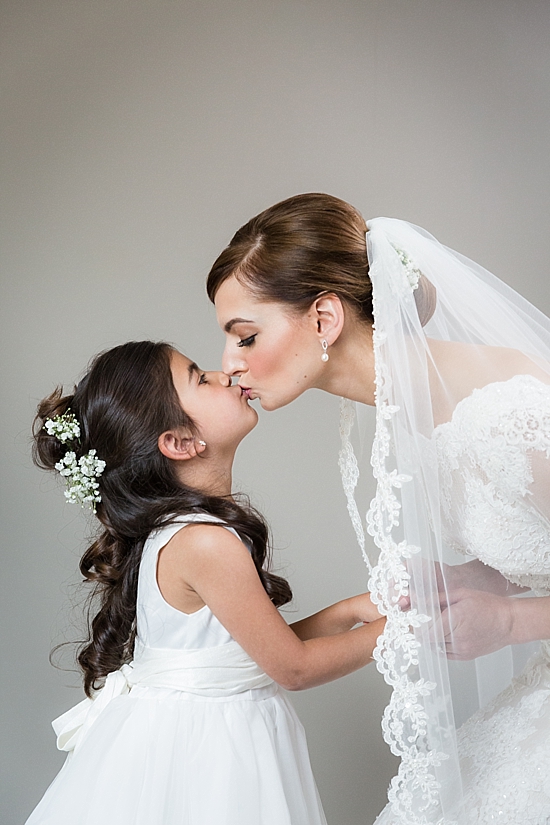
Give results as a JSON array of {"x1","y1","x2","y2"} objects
[
  {"x1": 237, "y1": 334, "x2": 257, "y2": 348},
  {"x1": 198, "y1": 373, "x2": 207, "y2": 384}
]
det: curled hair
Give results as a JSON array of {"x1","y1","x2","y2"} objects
[
  {"x1": 207, "y1": 192, "x2": 436, "y2": 327},
  {"x1": 33, "y1": 341, "x2": 291, "y2": 696}
]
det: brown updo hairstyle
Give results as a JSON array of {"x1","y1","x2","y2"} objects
[
  {"x1": 33, "y1": 341, "x2": 291, "y2": 696},
  {"x1": 207, "y1": 192, "x2": 436, "y2": 327}
]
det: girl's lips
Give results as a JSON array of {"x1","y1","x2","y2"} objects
[{"x1": 240, "y1": 387, "x2": 254, "y2": 399}]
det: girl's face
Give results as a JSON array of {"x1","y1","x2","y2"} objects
[
  {"x1": 214, "y1": 275, "x2": 324, "y2": 411},
  {"x1": 170, "y1": 350, "x2": 258, "y2": 449}
]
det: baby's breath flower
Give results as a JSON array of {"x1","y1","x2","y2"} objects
[
  {"x1": 46, "y1": 414, "x2": 106, "y2": 512},
  {"x1": 44, "y1": 412, "x2": 81, "y2": 443},
  {"x1": 392, "y1": 245, "x2": 422, "y2": 292},
  {"x1": 54, "y1": 449, "x2": 106, "y2": 511}
]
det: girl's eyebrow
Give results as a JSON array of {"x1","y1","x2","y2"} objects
[{"x1": 224, "y1": 318, "x2": 254, "y2": 333}]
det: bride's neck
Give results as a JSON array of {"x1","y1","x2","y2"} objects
[{"x1": 315, "y1": 317, "x2": 376, "y2": 406}]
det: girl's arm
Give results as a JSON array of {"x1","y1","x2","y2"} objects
[
  {"x1": 290, "y1": 593, "x2": 382, "y2": 641},
  {"x1": 158, "y1": 524, "x2": 385, "y2": 691}
]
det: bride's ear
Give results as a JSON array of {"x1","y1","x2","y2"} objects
[
  {"x1": 312, "y1": 293, "x2": 345, "y2": 344},
  {"x1": 157, "y1": 429, "x2": 207, "y2": 461}
]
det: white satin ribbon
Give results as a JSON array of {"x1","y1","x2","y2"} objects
[{"x1": 53, "y1": 640, "x2": 273, "y2": 755}]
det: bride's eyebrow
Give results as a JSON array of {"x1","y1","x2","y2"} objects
[{"x1": 224, "y1": 318, "x2": 254, "y2": 333}]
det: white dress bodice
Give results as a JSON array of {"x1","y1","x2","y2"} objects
[
  {"x1": 135, "y1": 514, "x2": 237, "y2": 652},
  {"x1": 434, "y1": 374, "x2": 550, "y2": 594}
]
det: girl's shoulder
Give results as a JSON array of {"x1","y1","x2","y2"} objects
[
  {"x1": 145, "y1": 513, "x2": 242, "y2": 554},
  {"x1": 144, "y1": 516, "x2": 249, "y2": 617}
]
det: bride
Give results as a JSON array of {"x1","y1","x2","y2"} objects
[{"x1": 206, "y1": 193, "x2": 550, "y2": 824}]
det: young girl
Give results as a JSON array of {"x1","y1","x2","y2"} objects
[{"x1": 26, "y1": 340, "x2": 385, "y2": 825}]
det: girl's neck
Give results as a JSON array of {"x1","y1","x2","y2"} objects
[{"x1": 177, "y1": 450, "x2": 235, "y2": 498}]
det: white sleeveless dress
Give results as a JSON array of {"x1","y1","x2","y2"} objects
[{"x1": 26, "y1": 515, "x2": 327, "y2": 825}]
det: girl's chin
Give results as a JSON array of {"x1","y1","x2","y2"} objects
[{"x1": 242, "y1": 409, "x2": 259, "y2": 431}]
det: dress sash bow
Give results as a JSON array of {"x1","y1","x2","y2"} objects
[{"x1": 53, "y1": 640, "x2": 273, "y2": 754}]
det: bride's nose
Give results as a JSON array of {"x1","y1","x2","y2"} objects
[{"x1": 222, "y1": 346, "x2": 247, "y2": 378}]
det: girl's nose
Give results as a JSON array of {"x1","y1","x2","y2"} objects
[
  {"x1": 205, "y1": 371, "x2": 231, "y2": 386},
  {"x1": 217, "y1": 371, "x2": 231, "y2": 387}
]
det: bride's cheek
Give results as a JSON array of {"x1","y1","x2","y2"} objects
[{"x1": 251, "y1": 347, "x2": 285, "y2": 380}]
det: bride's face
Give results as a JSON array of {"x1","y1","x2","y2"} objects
[{"x1": 214, "y1": 275, "x2": 324, "y2": 411}]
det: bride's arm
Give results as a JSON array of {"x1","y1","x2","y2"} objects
[
  {"x1": 439, "y1": 589, "x2": 550, "y2": 660},
  {"x1": 510, "y1": 595, "x2": 550, "y2": 644},
  {"x1": 439, "y1": 447, "x2": 550, "y2": 658},
  {"x1": 444, "y1": 559, "x2": 528, "y2": 596}
]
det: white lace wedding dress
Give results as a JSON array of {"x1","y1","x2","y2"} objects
[{"x1": 375, "y1": 374, "x2": 550, "y2": 824}]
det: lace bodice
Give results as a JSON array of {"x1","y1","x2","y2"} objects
[{"x1": 434, "y1": 374, "x2": 550, "y2": 594}]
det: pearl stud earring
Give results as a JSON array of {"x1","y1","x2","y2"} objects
[{"x1": 321, "y1": 340, "x2": 329, "y2": 362}]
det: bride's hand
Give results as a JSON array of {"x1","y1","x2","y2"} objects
[
  {"x1": 438, "y1": 588, "x2": 515, "y2": 660},
  {"x1": 398, "y1": 559, "x2": 526, "y2": 611}
]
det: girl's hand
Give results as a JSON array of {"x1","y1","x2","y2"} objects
[
  {"x1": 347, "y1": 593, "x2": 384, "y2": 625},
  {"x1": 290, "y1": 592, "x2": 382, "y2": 640}
]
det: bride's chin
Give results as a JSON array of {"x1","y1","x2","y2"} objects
[
  {"x1": 258, "y1": 397, "x2": 278, "y2": 411},
  {"x1": 259, "y1": 394, "x2": 293, "y2": 412}
]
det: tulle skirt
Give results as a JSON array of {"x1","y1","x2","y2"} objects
[{"x1": 26, "y1": 683, "x2": 327, "y2": 825}]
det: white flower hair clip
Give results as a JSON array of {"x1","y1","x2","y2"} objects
[
  {"x1": 44, "y1": 411, "x2": 81, "y2": 442},
  {"x1": 44, "y1": 413, "x2": 106, "y2": 512},
  {"x1": 392, "y1": 245, "x2": 422, "y2": 292}
]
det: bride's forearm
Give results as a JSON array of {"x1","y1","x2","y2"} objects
[
  {"x1": 510, "y1": 595, "x2": 550, "y2": 645},
  {"x1": 455, "y1": 560, "x2": 528, "y2": 596}
]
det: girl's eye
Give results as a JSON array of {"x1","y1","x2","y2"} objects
[
  {"x1": 237, "y1": 334, "x2": 257, "y2": 348},
  {"x1": 198, "y1": 373, "x2": 207, "y2": 384}
]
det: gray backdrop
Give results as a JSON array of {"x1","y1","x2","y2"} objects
[{"x1": 3, "y1": 2, "x2": 550, "y2": 823}]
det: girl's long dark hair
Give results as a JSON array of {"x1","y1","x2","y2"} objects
[{"x1": 33, "y1": 341, "x2": 291, "y2": 697}]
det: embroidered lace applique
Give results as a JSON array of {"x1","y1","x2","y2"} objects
[
  {"x1": 434, "y1": 375, "x2": 550, "y2": 595},
  {"x1": 340, "y1": 372, "x2": 550, "y2": 824},
  {"x1": 340, "y1": 326, "x2": 445, "y2": 825}
]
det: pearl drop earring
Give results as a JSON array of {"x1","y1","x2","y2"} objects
[{"x1": 321, "y1": 340, "x2": 329, "y2": 362}]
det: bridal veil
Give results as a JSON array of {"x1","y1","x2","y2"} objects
[{"x1": 340, "y1": 218, "x2": 550, "y2": 823}]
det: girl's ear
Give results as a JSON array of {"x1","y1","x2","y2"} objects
[
  {"x1": 157, "y1": 429, "x2": 207, "y2": 461},
  {"x1": 312, "y1": 293, "x2": 345, "y2": 344}
]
